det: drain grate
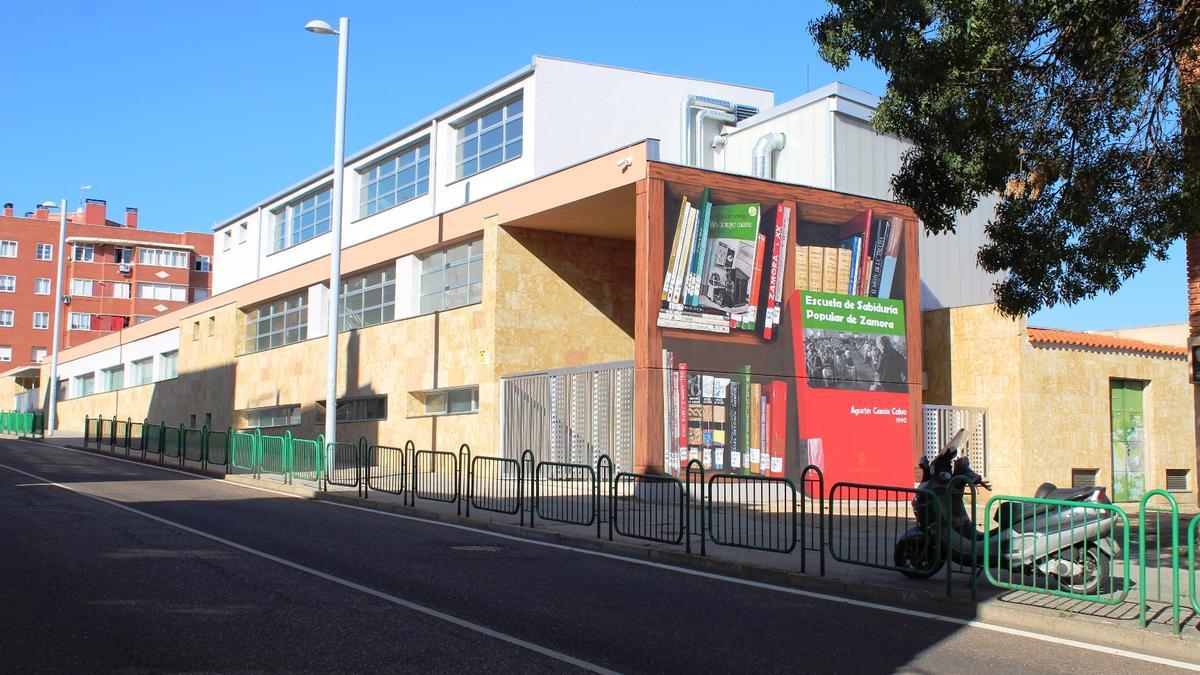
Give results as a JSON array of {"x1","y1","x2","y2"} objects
[{"x1": 450, "y1": 544, "x2": 506, "y2": 552}]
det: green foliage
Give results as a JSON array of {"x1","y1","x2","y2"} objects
[{"x1": 811, "y1": 0, "x2": 1200, "y2": 315}]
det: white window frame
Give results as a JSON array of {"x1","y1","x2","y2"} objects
[
  {"x1": 32, "y1": 312, "x2": 48, "y2": 330},
  {"x1": 0, "y1": 240, "x2": 17, "y2": 258},
  {"x1": 272, "y1": 187, "x2": 333, "y2": 252},
  {"x1": 130, "y1": 357, "x2": 154, "y2": 386},
  {"x1": 75, "y1": 373, "x2": 95, "y2": 397},
  {"x1": 244, "y1": 292, "x2": 308, "y2": 353},
  {"x1": 114, "y1": 246, "x2": 134, "y2": 264},
  {"x1": 0, "y1": 310, "x2": 13, "y2": 328},
  {"x1": 339, "y1": 267, "x2": 396, "y2": 331},
  {"x1": 359, "y1": 141, "x2": 430, "y2": 218},
  {"x1": 137, "y1": 247, "x2": 189, "y2": 268},
  {"x1": 455, "y1": 97, "x2": 523, "y2": 179},
  {"x1": 222, "y1": 230, "x2": 232, "y2": 251},
  {"x1": 0, "y1": 345, "x2": 13, "y2": 363},
  {"x1": 69, "y1": 313, "x2": 91, "y2": 331},
  {"x1": 72, "y1": 243, "x2": 94, "y2": 262},
  {"x1": 238, "y1": 222, "x2": 248, "y2": 243},
  {"x1": 102, "y1": 365, "x2": 124, "y2": 392},
  {"x1": 137, "y1": 282, "x2": 187, "y2": 302},
  {"x1": 160, "y1": 350, "x2": 178, "y2": 379},
  {"x1": 70, "y1": 278, "x2": 94, "y2": 297},
  {"x1": 419, "y1": 239, "x2": 483, "y2": 314},
  {"x1": 194, "y1": 255, "x2": 211, "y2": 272},
  {"x1": 240, "y1": 405, "x2": 301, "y2": 429},
  {"x1": 412, "y1": 386, "x2": 479, "y2": 417},
  {"x1": 35, "y1": 243, "x2": 53, "y2": 261},
  {"x1": 111, "y1": 282, "x2": 131, "y2": 299},
  {"x1": 31, "y1": 347, "x2": 47, "y2": 364},
  {"x1": 33, "y1": 278, "x2": 51, "y2": 295},
  {"x1": 0, "y1": 275, "x2": 14, "y2": 293}
]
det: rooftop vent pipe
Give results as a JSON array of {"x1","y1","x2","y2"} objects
[
  {"x1": 680, "y1": 95, "x2": 737, "y2": 167},
  {"x1": 751, "y1": 132, "x2": 786, "y2": 179}
]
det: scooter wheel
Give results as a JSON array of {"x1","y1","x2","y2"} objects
[
  {"x1": 1054, "y1": 546, "x2": 1111, "y2": 595},
  {"x1": 895, "y1": 537, "x2": 944, "y2": 579}
]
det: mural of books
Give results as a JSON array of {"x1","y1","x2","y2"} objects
[
  {"x1": 659, "y1": 349, "x2": 789, "y2": 479},
  {"x1": 657, "y1": 188, "x2": 791, "y2": 340},
  {"x1": 796, "y1": 216, "x2": 904, "y2": 298}
]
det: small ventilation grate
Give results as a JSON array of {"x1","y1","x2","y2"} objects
[
  {"x1": 1166, "y1": 469, "x2": 1189, "y2": 492},
  {"x1": 1071, "y1": 469, "x2": 1097, "y2": 488},
  {"x1": 450, "y1": 544, "x2": 506, "y2": 552}
]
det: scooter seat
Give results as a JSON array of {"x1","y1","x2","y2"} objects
[{"x1": 1032, "y1": 483, "x2": 1093, "y2": 502}]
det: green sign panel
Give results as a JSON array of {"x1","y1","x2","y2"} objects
[{"x1": 800, "y1": 291, "x2": 906, "y2": 336}]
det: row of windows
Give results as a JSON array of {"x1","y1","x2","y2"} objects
[
  {"x1": 67, "y1": 351, "x2": 177, "y2": 398},
  {"x1": 242, "y1": 239, "x2": 483, "y2": 354},
  {"x1": 255, "y1": 95, "x2": 523, "y2": 253},
  {"x1": 0, "y1": 345, "x2": 49, "y2": 363},
  {"x1": 235, "y1": 388, "x2": 478, "y2": 431},
  {"x1": 65, "y1": 243, "x2": 208, "y2": 270},
  {"x1": 0, "y1": 310, "x2": 50, "y2": 329},
  {"x1": 0, "y1": 275, "x2": 202, "y2": 301}
]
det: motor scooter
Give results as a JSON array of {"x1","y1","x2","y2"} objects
[{"x1": 894, "y1": 429, "x2": 1119, "y2": 594}]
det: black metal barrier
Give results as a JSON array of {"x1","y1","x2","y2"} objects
[
  {"x1": 533, "y1": 460, "x2": 597, "y2": 529},
  {"x1": 410, "y1": 449, "x2": 461, "y2": 514},
  {"x1": 828, "y1": 482, "x2": 946, "y2": 580},
  {"x1": 366, "y1": 443, "x2": 408, "y2": 497},
  {"x1": 800, "y1": 465, "x2": 825, "y2": 575},
  {"x1": 326, "y1": 442, "x2": 363, "y2": 496},
  {"x1": 610, "y1": 473, "x2": 686, "y2": 547},
  {"x1": 467, "y1": 455, "x2": 523, "y2": 520},
  {"x1": 707, "y1": 474, "x2": 798, "y2": 554}
]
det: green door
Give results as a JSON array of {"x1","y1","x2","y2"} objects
[{"x1": 1110, "y1": 379, "x2": 1146, "y2": 502}]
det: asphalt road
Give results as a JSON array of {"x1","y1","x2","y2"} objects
[{"x1": 0, "y1": 440, "x2": 1191, "y2": 674}]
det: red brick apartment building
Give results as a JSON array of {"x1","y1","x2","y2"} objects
[{"x1": 0, "y1": 199, "x2": 212, "y2": 368}]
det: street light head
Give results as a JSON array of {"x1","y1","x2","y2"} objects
[{"x1": 305, "y1": 19, "x2": 338, "y2": 35}]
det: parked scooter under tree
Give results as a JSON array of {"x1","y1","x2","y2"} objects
[{"x1": 894, "y1": 430, "x2": 1119, "y2": 595}]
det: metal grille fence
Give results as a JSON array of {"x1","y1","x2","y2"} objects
[
  {"x1": 501, "y1": 362, "x2": 634, "y2": 473},
  {"x1": 259, "y1": 434, "x2": 288, "y2": 481},
  {"x1": 707, "y1": 474, "x2": 797, "y2": 554},
  {"x1": 411, "y1": 450, "x2": 460, "y2": 513},
  {"x1": 206, "y1": 429, "x2": 229, "y2": 467},
  {"x1": 828, "y1": 483, "x2": 945, "y2": 578},
  {"x1": 923, "y1": 405, "x2": 987, "y2": 475},
  {"x1": 366, "y1": 444, "x2": 408, "y2": 496},
  {"x1": 291, "y1": 437, "x2": 324, "y2": 483},
  {"x1": 533, "y1": 461, "x2": 597, "y2": 527},
  {"x1": 467, "y1": 455, "x2": 523, "y2": 518},
  {"x1": 183, "y1": 429, "x2": 205, "y2": 463},
  {"x1": 611, "y1": 473, "x2": 686, "y2": 546}
]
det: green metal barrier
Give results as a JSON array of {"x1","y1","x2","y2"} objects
[
  {"x1": 1138, "y1": 489, "x2": 1181, "y2": 633},
  {"x1": 259, "y1": 431, "x2": 289, "y2": 482},
  {"x1": 1190, "y1": 514, "x2": 1200, "y2": 616},
  {"x1": 290, "y1": 435, "x2": 324, "y2": 483},
  {"x1": 230, "y1": 430, "x2": 258, "y2": 475},
  {"x1": 983, "y1": 494, "x2": 1129, "y2": 604}
]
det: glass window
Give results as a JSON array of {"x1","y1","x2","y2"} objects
[
  {"x1": 0, "y1": 275, "x2": 15, "y2": 292},
  {"x1": 70, "y1": 278, "x2": 94, "y2": 296},
  {"x1": 0, "y1": 345, "x2": 10, "y2": 362},
  {"x1": 419, "y1": 239, "x2": 483, "y2": 314},
  {"x1": 34, "y1": 278, "x2": 51, "y2": 295},
  {"x1": 456, "y1": 97, "x2": 523, "y2": 179},
  {"x1": 160, "y1": 350, "x2": 178, "y2": 379},
  {"x1": 102, "y1": 366, "x2": 124, "y2": 392},
  {"x1": 137, "y1": 247, "x2": 189, "y2": 268},
  {"x1": 244, "y1": 292, "x2": 308, "y2": 353},
  {"x1": 0, "y1": 310, "x2": 13, "y2": 327},
  {"x1": 131, "y1": 357, "x2": 153, "y2": 385},
  {"x1": 114, "y1": 247, "x2": 133, "y2": 264},
  {"x1": 238, "y1": 222, "x2": 248, "y2": 243},
  {"x1": 138, "y1": 283, "x2": 187, "y2": 302},
  {"x1": 359, "y1": 142, "x2": 430, "y2": 218},
  {"x1": 194, "y1": 255, "x2": 211, "y2": 272},
  {"x1": 36, "y1": 243, "x2": 53, "y2": 261},
  {"x1": 194, "y1": 288, "x2": 210, "y2": 302},
  {"x1": 241, "y1": 405, "x2": 301, "y2": 428},
  {"x1": 75, "y1": 373, "x2": 95, "y2": 397},
  {"x1": 0, "y1": 241, "x2": 17, "y2": 258},
  {"x1": 31, "y1": 347, "x2": 47, "y2": 363},
  {"x1": 32, "y1": 312, "x2": 48, "y2": 329},
  {"x1": 272, "y1": 188, "x2": 332, "y2": 252},
  {"x1": 320, "y1": 396, "x2": 388, "y2": 422},
  {"x1": 111, "y1": 282, "x2": 131, "y2": 299},
  {"x1": 72, "y1": 244, "x2": 94, "y2": 262},
  {"x1": 339, "y1": 267, "x2": 396, "y2": 331},
  {"x1": 414, "y1": 386, "x2": 478, "y2": 416},
  {"x1": 223, "y1": 230, "x2": 232, "y2": 251},
  {"x1": 69, "y1": 313, "x2": 91, "y2": 330}
]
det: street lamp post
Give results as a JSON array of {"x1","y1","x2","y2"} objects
[
  {"x1": 307, "y1": 17, "x2": 350, "y2": 460},
  {"x1": 45, "y1": 199, "x2": 67, "y2": 436}
]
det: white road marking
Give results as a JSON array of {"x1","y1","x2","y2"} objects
[
  {"x1": 16, "y1": 440, "x2": 1200, "y2": 671},
  {"x1": 0, "y1": 459, "x2": 616, "y2": 675}
]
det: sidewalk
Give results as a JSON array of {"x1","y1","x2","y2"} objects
[{"x1": 51, "y1": 438, "x2": 1200, "y2": 664}]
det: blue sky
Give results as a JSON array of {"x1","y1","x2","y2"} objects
[{"x1": 0, "y1": 1, "x2": 1182, "y2": 331}]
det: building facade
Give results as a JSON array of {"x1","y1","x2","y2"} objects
[
  {"x1": 0, "y1": 199, "x2": 212, "y2": 371},
  {"x1": 923, "y1": 304, "x2": 1197, "y2": 508}
]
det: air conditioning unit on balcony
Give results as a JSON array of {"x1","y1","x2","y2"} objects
[{"x1": 118, "y1": 263, "x2": 132, "y2": 274}]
